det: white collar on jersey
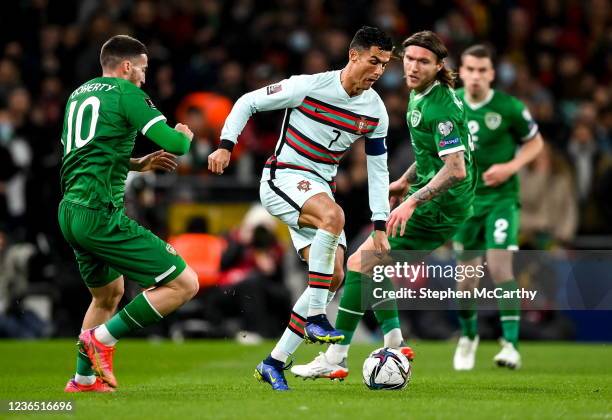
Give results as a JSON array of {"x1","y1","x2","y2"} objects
[
  {"x1": 413, "y1": 80, "x2": 440, "y2": 100},
  {"x1": 464, "y1": 89, "x2": 495, "y2": 110},
  {"x1": 336, "y1": 70, "x2": 350, "y2": 100},
  {"x1": 337, "y1": 69, "x2": 368, "y2": 100}
]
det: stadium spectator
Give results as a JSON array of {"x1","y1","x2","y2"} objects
[
  {"x1": 201, "y1": 205, "x2": 290, "y2": 343},
  {"x1": 566, "y1": 122, "x2": 612, "y2": 234},
  {"x1": 0, "y1": 228, "x2": 47, "y2": 338},
  {"x1": 520, "y1": 143, "x2": 578, "y2": 248}
]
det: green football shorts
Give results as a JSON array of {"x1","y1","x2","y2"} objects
[
  {"x1": 453, "y1": 200, "x2": 520, "y2": 260},
  {"x1": 387, "y1": 202, "x2": 470, "y2": 251},
  {"x1": 58, "y1": 199, "x2": 187, "y2": 289}
]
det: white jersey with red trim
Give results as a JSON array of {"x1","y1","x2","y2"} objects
[{"x1": 220, "y1": 70, "x2": 390, "y2": 223}]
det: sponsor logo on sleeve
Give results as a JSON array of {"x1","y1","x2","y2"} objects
[
  {"x1": 437, "y1": 121, "x2": 454, "y2": 137},
  {"x1": 266, "y1": 84, "x2": 283, "y2": 95},
  {"x1": 439, "y1": 137, "x2": 461, "y2": 148}
]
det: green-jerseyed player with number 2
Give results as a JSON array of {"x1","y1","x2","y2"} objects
[
  {"x1": 452, "y1": 45, "x2": 543, "y2": 371},
  {"x1": 59, "y1": 35, "x2": 200, "y2": 392}
]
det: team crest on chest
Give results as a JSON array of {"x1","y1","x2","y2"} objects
[
  {"x1": 485, "y1": 112, "x2": 502, "y2": 130},
  {"x1": 297, "y1": 179, "x2": 311, "y2": 192},
  {"x1": 410, "y1": 110, "x2": 422, "y2": 127},
  {"x1": 355, "y1": 116, "x2": 368, "y2": 134}
]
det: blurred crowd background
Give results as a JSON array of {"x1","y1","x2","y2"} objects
[{"x1": 0, "y1": 0, "x2": 610, "y2": 342}]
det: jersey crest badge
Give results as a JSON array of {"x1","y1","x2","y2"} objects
[
  {"x1": 297, "y1": 180, "x2": 311, "y2": 192},
  {"x1": 166, "y1": 243, "x2": 177, "y2": 255},
  {"x1": 355, "y1": 117, "x2": 368, "y2": 134},
  {"x1": 410, "y1": 110, "x2": 422, "y2": 127},
  {"x1": 438, "y1": 121, "x2": 454, "y2": 137},
  {"x1": 485, "y1": 112, "x2": 502, "y2": 130}
]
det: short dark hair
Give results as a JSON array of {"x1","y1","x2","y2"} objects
[
  {"x1": 461, "y1": 44, "x2": 495, "y2": 62},
  {"x1": 402, "y1": 31, "x2": 455, "y2": 87},
  {"x1": 349, "y1": 26, "x2": 394, "y2": 52},
  {"x1": 100, "y1": 35, "x2": 147, "y2": 69}
]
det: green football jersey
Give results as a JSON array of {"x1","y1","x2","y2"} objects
[
  {"x1": 406, "y1": 80, "x2": 476, "y2": 216},
  {"x1": 60, "y1": 77, "x2": 165, "y2": 209},
  {"x1": 456, "y1": 88, "x2": 538, "y2": 205}
]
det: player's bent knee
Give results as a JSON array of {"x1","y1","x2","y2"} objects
[
  {"x1": 180, "y1": 266, "x2": 200, "y2": 299},
  {"x1": 165, "y1": 267, "x2": 199, "y2": 302},
  {"x1": 188, "y1": 274, "x2": 199, "y2": 298},
  {"x1": 320, "y1": 205, "x2": 345, "y2": 233}
]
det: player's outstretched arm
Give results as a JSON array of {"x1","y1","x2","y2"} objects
[
  {"x1": 208, "y1": 75, "x2": 313, "y2": 175},
  {"x1": 483, "y1": 133, "x2": 544, "y2": 187},
  {"x1": 387, "y1": 151, "x2": 466, "y2": 237},
  {"x1": 143, "y1": 122, "x2": 193, "y2": 155}
]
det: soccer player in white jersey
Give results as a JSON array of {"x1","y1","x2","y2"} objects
[{"x1": 208, "y1": 26, "x2": 393, "y2": 390}]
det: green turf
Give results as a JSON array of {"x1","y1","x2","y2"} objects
[{"x1": 0, "y1": 340, "x2": 610, "y2": 419}]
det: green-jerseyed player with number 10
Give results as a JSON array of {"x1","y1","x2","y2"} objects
[{"x1": 59, "y1": 35, "x2": 199, "y2": 392}]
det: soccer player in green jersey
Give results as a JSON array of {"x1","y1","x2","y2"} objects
[
  {"x1": 292, "y1": 31, "x2": 477, "y2": 380},
  {"x1": 59, "y1": 35, "x2": 199, "y2": 392},
  {"x1": 452, "y1": 45, "x2": 543, "y2": 371}
]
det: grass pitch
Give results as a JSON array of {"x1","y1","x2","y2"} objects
[{"x1": 0, "y1": 340, "x2": 610, "y2": 419}]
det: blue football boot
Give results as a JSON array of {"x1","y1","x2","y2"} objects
[
  {"x1": 254, "y1": 357, "x2": 291, "y2": 391},
  {"x1": 304, "y1": 314, "x2": 345, "y2": 344}
]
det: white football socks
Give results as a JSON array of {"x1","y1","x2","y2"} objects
[
  {"x1": 325, "y1": 344, "x2": 350, "y2": 365},
  {"x1": 384, "y1": 328, "x2": 404, "y2": 348},
  {"x1": 271, "y1": 288, "x2": 310, "y2": 363},
  {"x1": 94, "y1": 324, "x2": 118, "y2": 346},
  {"x1": 307, "y1": 229, "x2": 339, "y2": 317}
]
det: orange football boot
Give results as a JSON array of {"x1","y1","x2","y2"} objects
[
  {"x1": 64, "y1": 377, "x2": 115, "y2": 393},
  {"x1": 399, "y1": 345, "x2": 415, "y2": 361},
  {"x1": 79, "y1": 329, "x2": 117, "y2": 388}
]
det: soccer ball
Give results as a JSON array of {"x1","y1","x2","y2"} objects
[{"x1": 362, "y1": 347, "x2": 411, "y2": 390}]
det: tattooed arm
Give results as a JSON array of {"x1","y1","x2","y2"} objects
[
  {"x1": 411, "y1": 151, "x2": 466, "y2": 205},
  {"x1": 387, "y1": 151, "x2": 466, "y2": 237},
  {"x1": 403, "y1": 162, "x2": 419, "y2": 183},
  {"x1": 389, "y1": 162, "x2": 418, "y2": 208}
]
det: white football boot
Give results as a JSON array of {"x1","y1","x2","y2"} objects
[
  {"x1": 493, "y1": 339, "x2": 522, "y2": 369},
  {"x1": 453, "y1": 336, "x2": 479, "y2": 371},
  {"x1": 290, "y1": 352, "x2": 348, "y2": 381}
]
